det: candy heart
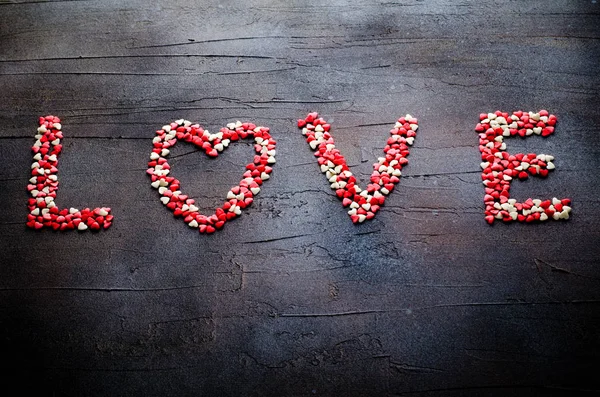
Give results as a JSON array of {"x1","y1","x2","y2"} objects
[{"x1": 148, "y1": 120, "x2": 276, "y2": 233}]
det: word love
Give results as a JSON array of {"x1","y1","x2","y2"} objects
[
  {"x1": 298, "y1": 112, "x2": 417, "y2": 223},
  {"x1": 26, "y1": 110, "x2": 571, "y2": 233},
  {"x1": 476, "y1": 110, "x2": 571, "y2": 224},
  {"x1": 147, "y1": 119, "x2": 275, "y2": 234}
]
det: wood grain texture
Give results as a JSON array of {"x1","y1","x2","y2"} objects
[{"x1": 1, "y1": 0, "x2": 599, "y2": 396}]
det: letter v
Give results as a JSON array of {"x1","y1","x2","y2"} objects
[{"x1": 298, "y1": 112, "x2": 417, "y2": 223}]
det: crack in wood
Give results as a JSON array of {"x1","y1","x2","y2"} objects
[
  {"x1": 0, "y1": 0, "x2": 86, "y2": 4},
  {"x1": 239, "y1": 233, "x2": 316, "y2": 244},
  {"x1": 278, "y1": 300, "x2": 600, "y2": 317},
  {"x1": 0, "y1": 285, "x2": 207, "y2": 292},
  {"x1": 0, "y1": 54, "x2": 282, "y2": 63},
  {"x1": 534, "y1": 258, "x2": 600, "y2": 280},
  {"x1": 128, "y1": 35, "x2": 291, "y2": 49}
]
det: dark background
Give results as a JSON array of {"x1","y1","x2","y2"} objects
[{"x1": 1, "y1": 0, "x2": 599, "y2": 396}]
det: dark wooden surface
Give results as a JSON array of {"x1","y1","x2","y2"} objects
[{"x1": 1, "y1": 0, "x2": 600, "y2": 396}]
